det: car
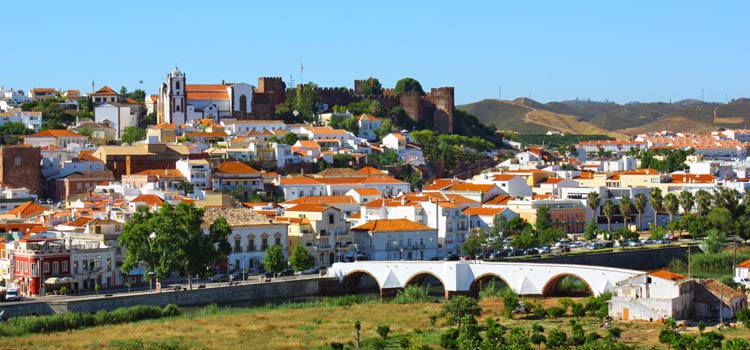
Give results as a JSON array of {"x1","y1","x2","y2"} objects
[
  {"x1": 4, "y1": 287, "x2": 20, "y2": 301},
  {"x1": 210, "y1": 274, "x2": 229, "y2": 282},
  {"x1": 300, "y1": 266, "x2": 325, "y2": 275},
  {"x1": 627, "y1": 240, "x2": 642, "y2": 247},
  {"x1": 229, "y1": 272, "x2": 241, "y2": 281},
  {"x1": 586, "y1": 242, "x2": 604, "y2": 250},
  {"x1": 444, "y1": 254, "x2": 460, "y2": 261},
  {"x1": 46, "y1": 199, "x2": 53, "y2": 204}
]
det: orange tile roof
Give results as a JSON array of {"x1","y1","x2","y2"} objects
[
  {"x1": 306, "y1": 127, "x2": 347, "y2": 135},
  {"x1": 7, "y1": 201, "x2": 47, "y2": 218},
  {"x1": 215, "y1": 161, "x2": 260, "y2": 174},
  {"x1": 357, "y1": 114, "x2": 379, "y2": 121},
  {"x1": 60, "y1": 216, "x2": 94, "y2": 227},
  {"x1": 648, "y1": 269, "x2": 687, "y2": 282},
  {"x1": 447, "y1": 183, "x2": 496, "y2": 192},
  {"x1": 92, "y1": 86, "x2": 119, "y2": 96},
  {"x1": 130, "y1": 169, "x2": 185, "y2": 178},
  {"x1": 352, "y1": 218, "x2": 433, "y2": 232},
  {"x1": 575, "y1": 171, "x2": 595, "y2": 180},
  {"x1": 284, "y1": 196, "x2": 357, "y2": 205},
  {"x1": 152, "y1": 122, "x2": 176, "y2": 129},
  {"x1": 670, "y1": 174, "x2": 715, "y2": 184},
  {"x1": 352, "y1": 188, "x2": 381, "y2": 196},
  {"x1": 28, "y1": 129, "x2": 83, "y2": 138},
  {"x1": 122, "y1": 98, "x2": 141, "y2": 105},
  {"x1": 348, "y1": 211, "x2": 362, "y2": 219},
  {"x1": 737, "y1": 259, "x2": 750, "y2": 268},
  {"x1": 445, "y1": 194, "x2": 478, "y2": 204},
  {"x1": 296, "y1": 140, "x2": 321, "y2": 148},
  {"x1": 31, "y1": 88, "x2": 56, "y2": 93},
  {"x1": 285, "y1": 204, "x2": 334, "y2": 213},
  {"x1": 279, "y1": 177, "x2": 323, "y2": 185},
  {"x1": 188, "y1": 92, "x2": 229, "y2": 100},
  {"x1": 620, "y1": 168, "x2": 660, "y2": 176},
  {"x1": 492, "y1": 174, "x2": 518, "y2": 181},
  {"x1": 423, "y1": 179, "x2": 461, "y2": 191},
  {"x1": 131, "y1": 194, "x2": 164, "y2": 206},
  {"x1": 463, "y1": 207, "x2": 505, "y2": 216},
  {"x1": 543, "y1": 178, "x2": 565, "y2": 184},
  {"x1": 484, "y1": 194, "x2": 514, "y2": 205},
  {"x1": 185, "y1": 131, "x2": 228, "y2": 137},
  {"x1": 357, "y1": 166, "x2": 385, "y2": 175}
]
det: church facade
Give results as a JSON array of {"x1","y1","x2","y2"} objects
[{"x1": 157, "y1": 67, "x2": 254, "y2": 125}]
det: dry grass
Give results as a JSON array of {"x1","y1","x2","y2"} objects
[
  {"x1": 619, "y1": 115, "x2": 716, "y2": 135},
  {"x1": 3, "y1": 298, "x2": 750, "y2": 350},
  {"x1": 523, "y1": 110, "x2": 630, "y2": 140}
]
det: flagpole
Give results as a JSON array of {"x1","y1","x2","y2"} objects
[{"x1": 300, "y1": 62, "x2": 304, "y2": 86}]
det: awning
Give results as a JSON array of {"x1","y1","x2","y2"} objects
[{"x1": 45, "y1": 277, "x2": 75, "y2": 285}]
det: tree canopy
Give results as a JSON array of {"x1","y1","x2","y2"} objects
[
  {"x1": 394, "y1": 78, "x2": 425, "y2": 96},
  {"x1": 358, "y1": 77, "x2": 383, "y2": 95},
  {"x1": 121, "y1": 126, "x2": 147, "y2": 144}
]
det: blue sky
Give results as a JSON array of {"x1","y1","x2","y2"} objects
[{"x1": 3, "y1": 1, "x2": 748, "y2": 104}]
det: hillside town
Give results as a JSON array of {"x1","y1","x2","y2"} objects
[{"x1": 2, "y1": 70, "x2": 750, "y2": 326}]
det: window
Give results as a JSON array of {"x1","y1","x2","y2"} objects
[
  {"x1": 175, "y1": 81, "x2": 181, "y2": 90},
  {"x1": 14, "y1": 157, "x2": 21, "y2": 166},
  {"x1": 261, "y1": 234, "x2": 268, "y2": 250},
  {"x1": 275, "y1": 234, "x2": 281, "y2": 246},
  {"x1": 52, "y1": 262, "x2": 59, "y2": 274},
  {"x1": 61, "y1": 261, "x2": 68, "y2": 272},
  {"x1": 234, "y1": 236, "x2": 242, "y2": 253},
  {"x1": 106, "y1": 258, "x2": 111, "y2": 271},
  {"x1": 328, "y1": 214, "x2": 335, "y2": 224},
  {"x1": 73, "y1": 260, "x2": 78, "y2": 273},
  {"x1": 248, "y1": 235, "x2": 256, "y2": 251}
]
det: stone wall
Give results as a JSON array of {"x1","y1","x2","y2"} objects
[
  {"x1": 1, "y1": 278, "x2": 327, "y2": 318},
  {"x1": 0, "y1": 145, "x2": 42, "y2": 194}
]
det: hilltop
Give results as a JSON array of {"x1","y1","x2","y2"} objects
[{"x1": 458, "y1": 97, "x2": 750, "y2": 138}]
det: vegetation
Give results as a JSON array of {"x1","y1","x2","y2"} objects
[
  {"x1": 119, "y1": 204, "x2": 232, "y2": 289},
  {"x1": 289, "y1": 244, "x2": 314, "y2": 272},
  {"x1": 0, "y1": 122, "x2": 32, "y2": 144},
  {"x1": 276, "y1": 82, "x2": 321, "y2": 123},
  {"x1": 121, "y1": 126, "x2": 147, "y2": 144},
  {"x1": 506, "y1": 134, "x2": 613, "y2": 148},
  {"x1": 391, "y1": 285, "x2": 436, "y2": 304},
  {"x1": 262, "y1": 244, "x2": 287, "y2": 275},
  {"x1": 394, "y1": 78, "x2": 425, "y2": 97}
]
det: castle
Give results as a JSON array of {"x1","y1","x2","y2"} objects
[{"x1": 157, "y1": 68, "x2": 454, "y2": 133}]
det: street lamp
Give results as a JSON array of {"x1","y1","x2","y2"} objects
[
  {"x1": 241, "y1": 244, "x2": 246, "y2": 283},
  {"x1": 353, "y1": 244, "x2": 358, "y2": 262},
  {"x1": 39, "y1": 257, "x2": 44, "y2": 297},
  {"x1": 148, "y1": 232, "x2": 157, "y2": 292}
]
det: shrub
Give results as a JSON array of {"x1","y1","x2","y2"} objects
[
  {"x1": 478, "y1": 280, "x2": 506, "y2": 299},
  {"x1": 201, "y1": 303, "x2": 219, "y2": 315},
  {"x1": 324, "y1": 295, "x2": 360, "y2": 307},
  {"x1": 329, "y1": 342, "x2": 344, "y2": 350},
  {"x1": 146, "y1": 338, "x2": 187, "y2": 350},
  {"x1": 439, "y1": 328, "x2": 459, "y2": 350},
  {"x1": 161, "y1": 304, "x2": 182, "y2": 317},
  {"x1": 547, "y1": 306, "x2": 566, "y2": 319},
  {"x1": 392, "y1": 285, "x2": 436, "y2": 304},
  {"x1": 109, "y1": 338, "x2": 145, "y2": 350}
]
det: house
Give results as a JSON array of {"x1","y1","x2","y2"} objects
[
  {"x1": 25, "y1": 129, "x2": 89, "y2": 149},
  {"x1": 121, "y1": 169, "x2": 186, "y2": 192},
  {"x1": 382, "y1": 133, "x2": 406, "y2": 151},
  {"x1": 211, "y1": 161, "x2": 263, "y2": 199},
  {"x1": 93, "y1": 102, "x2": 140, "y2": 139},
  {"x1": 146, "y1": 123, "x2": 177, "y2": 143},
  {"x1": 176, "y1": 159, "x2": 212, "y2": 191},
  {"x1": 54, "y1": 170, "x2": 115, "y2": 202},
  {"x1": 11, "y1": 237, "x2": 71, "y2": 296},
  {"x1": 505, "y1": 198, "x2": 587, "y2": 233},
  {"x1": 91, "y1": 143, "x2": 195, "y2": 179},
  {"x1": 462, "y1": 207, "x2": 519, "y2": 231},
  {"x1": 609, "y1": 269, "x2": 693, "y2": 321},
  {"x1": 351, "y1": 218, "x2": 439, "y2": 261},
  {"x1": 91, "y1": 86, "x2": 119, "y2": 104},
  {"x1": 0, "y1": 201, "x2": 47, "y2": 222},
  {"x1": 280, "y1": 204, "x2": 350, "y2": 266},
  {"x1": 280, "y1": 196, "x2": 359, "y2": 217},
  {"x1": 28, "y1": 88, "x2": 58, "y2": 101},
  {"x1": 346, "y1": 187, "x2": 381, "y2": 204},
  {"x1": 357, "y1": 114, "x2": 381, "y2": 141},
  {"x1": 67, "y1": 238, "x2": 117, "y2": 291},
  {"x1": 693, "y1": 279, "x2": 747, "y2": 320},
  {"x1": 73, "y1": 122, "x2": 116, "y2": 145},
  {"x1": 145, "y1": 95, "x2": 158, "y2": 115},
  {"x1": 442, "y1": 183, "x2": 504, "y2": 203},
  {"x1": 203, "y1": 207, "x2": 288, "y2": 273},
  {"x1": 221, "y1": 120, "x2": 287, "y2": 136}
]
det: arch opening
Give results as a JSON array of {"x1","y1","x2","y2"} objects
[
  {"x1": 542, "y1": 274, "x2": 593, "y2": 297},
  {"x1": 469, "y1": 274, "x2": 510, "y2": 297},
  {"x1": 239, "y1": 95, "x2": 248, "y2": 112},
  {"x1": 404, "y1": 272, "x2": 445, "y2": 297},
  {"x1": 341, "y1": 271, "x2": 380, "y2": 295}
]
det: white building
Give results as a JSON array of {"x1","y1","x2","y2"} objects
[
  {"x1": 221, "y1": 120, "x2": 287, "y2": 136},
  {"x1": 157, "y1": 67, "x2": 254, "y2": 125},
  {"x1": 93, "y1": 102, "x2": 139, "y2": 138},
  {"x1": 609, "y1": 269, "x2": 693, "y2": 321},
  {"x1": 176, "y1": 159, "x2": 212, "y2": 192},
  {"x1": 356, "y1": 114, "x2": 381, "y2": 141},
  {"x1": 351, "y1": 218, "x2": 439, "y2": 261}
]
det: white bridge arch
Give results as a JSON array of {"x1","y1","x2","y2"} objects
[{"x1": 328, "y1": 261, "x2": 642, "y2": 297}]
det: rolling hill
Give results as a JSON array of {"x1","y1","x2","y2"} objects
[{"x1": 458, "y1": 98, "x2": 750, "y2": 138}]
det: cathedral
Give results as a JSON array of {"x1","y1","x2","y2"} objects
[{"x1": 156, "y1": 67, "x2": 254, "y2": 125}]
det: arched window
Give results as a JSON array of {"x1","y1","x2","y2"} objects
[
  {"x1": 234, "y1": 235, "x2": 241, "y2": 253},
  {"x1": 239, "y1": 95, "x2": 247, "y2": 112},
  {"x1": 274, "y1": 232, "x2": 282, "y2": 246},
  {"x1": 175, "y1": 81, "x2": 181, "y2": 90},
  {"x1": 261, "y1": 233, "x2": 269, "y2": 251},
  {"x1": 248, "y1": 234, "x2": 256, "y2": 251}
]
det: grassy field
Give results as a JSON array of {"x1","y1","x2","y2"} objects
[{"x1": 3, "y1": 296, "x2": 750, "y2": 350}]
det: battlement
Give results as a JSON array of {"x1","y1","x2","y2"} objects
[{"x1": 428, "y1": 87, "x2": 455, "y2": 96}]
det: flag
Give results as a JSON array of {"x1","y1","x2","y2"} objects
[{"x1": 300, "y1": 63, "x2": 304, "y2": 73}]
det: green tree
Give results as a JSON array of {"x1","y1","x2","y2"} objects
[
  {"x1": 460, "y1": 234, "x2": 483, "y2": 258},
  {"x1": 77, "y1": 127, "x2": 93, "y2": 137},
  {"x1": 119, "y1": 207, "x2": 168, "y2": 283},
  {"x1": 373, "y1": 120, "x2": 395, "y2": 140},
  {"x1": 583, "y1": 220, "x2": 598, "y2": 241},
  {"x1": 650, "y1": 188, "x2": 664, "y2": 226},
  {"x1": 177, "y1": 180, "x2": 194, "y2": 195},
  {"x1": 442, "y1": 295, "x2": 482, "y2": 329},
  {"x1": 538, "y1": 228, "x2": 566, "y2": 247},
  {"x1": 501, "y1": 288, "x2": 519, "y2": 319},
  {"x1": 634, "y1": 193, "x2": 647, "y2": 231},
  {"x1": 725, "y1": 338, "x2": 750, "y2": 350},
  {"x1": 602, "y1": 199, "x2": 615, "y2": 234},
  {"x1": 702, "y1": 229, "x2": 726, "y2": 254},
  {"x1": 121, "y1": 126, "x2": 147, "y2": 144},
  {"x1": 736, "y1": 308, "x2": 750, "y2": 330},
  {"x1": 512, "y1": 228, "x2": 537, "y2": 250},
  {"x1": 394, "y1": 78, "x2": 425, "y2": 97},
  {"x1": 535, "y1": 205, "x2": 553, "y2": 231},
  {"x1": 546, "y1": 328, "x2": 568, "y2": 349},
  {"x1": 619, "y1": 196, "x2": 632, "y2": 230},
  {"x1": 376, "y1": 324, "x2": 390, "y2": 341},
  {"x1": 456, "y1": 316, "x2": 482, "y2": 350},
  {"x1": 358, "y1": 77, "x2": 383, "y2": 95},
  {"x1": 663, "y1": 193, "x2": 679, "y2": 223},
  {"x1": 482, "y1": 318, "x2": 506, "y2": 350},
  {"x1": 678, "y1": 191, "x2": 694, "y2": 214},
  {"x1": 587, "y1": 192, "x2": 600, "y2": 223},
  {"x1": 263, "y1": 244, "x2": 287, "y2": 276},
  {"x1": 695, "y1": 189, "x2": 713, "y2": 215},
  {"x1": 289, "y1": 244, "x2": 313, "y2": 272}
]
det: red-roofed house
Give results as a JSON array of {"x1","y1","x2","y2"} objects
[
  {"x1": 351, "y1": 218, "x2": 438, "y2": 261},
  {"x1": 24, "y1": 129, "x2": 88, "y2": 149},
  {"x1": 443, "y1": 183, "x2": 504, "y2": 203},
  {"x1": 382, "y1": 132, "x2": 406, "y2": 151},
  {"x1": 130, "y1": 194, "x2": 165, "y2": 209},
  {"x1": 346, "y1": 187, "x2": 381, "y2": 204},
  {"x1": 281, "y1": 204, "x2": 350, "y2": 266},
  {"x1": 357, "y1": 114, "x2": 381, "y2": 141},
  {"x1": 463, "y1": 207, "x2": 519, "y2": 230},
  {"x1": 211, "y1": 161, "x2": 263, "y2": 199}
]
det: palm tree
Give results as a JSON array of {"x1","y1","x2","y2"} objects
[
  {"x1": 634, "y1": 193, "x2": 647, "y2": 231},
  {"x1": 695, "y1": 189, "x2": 712, "y2": 215},
  {"x1": 650, "y1": 187, "x2": 664, "y2": 226},
  {"x1": 620, "y1": 196, "x2": 632, "y2": 231},
  {"x1": 602, "y1": 199, "x2": 615, "y2": 234},
  {"x1": 663, "y1": 193, "x2": 679, "y2": 222},
  {"x1": 587, "y1": 191, "x2": 600, "y2": 223},
  {"x1": 678, "y1": 191, "x2": 694, "y2": 214}
]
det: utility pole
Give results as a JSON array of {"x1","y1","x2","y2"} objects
[{"x1": 687, "y1": 245, "x2": 691, "y2": 279}]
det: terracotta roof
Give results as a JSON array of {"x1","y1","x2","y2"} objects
[
  {"x1": 357, "y1": 166, "x2": 385, "y2": 175},
  {"x1": 122, "y1": 98, "x2": 141, "y2": 105},
  {"x1": 31, "y1": 88, "x2": 56, "y2": 93},
  {"x1": 542, "y1": 178, "x2": 565, "y2": 184},
  {"x1": 306, "y1": 127, "x2": 347, "y2": 135},
  {"x1": 67, "y1": 90, "x2": 80, "y2": 94},
  {"x1": 285, "y1": 204, "x2": 335, "y2": 213},
  {"x1": 620, "y1": 168, "x2": 660, "y2": 176},
  {"x1": 574, "y1": 171, "x2": 595, "y2": 180},
  {"x1": 274, "y1": 216, "x2": 311, "y2": 225},
  {"x1": 445, "y1": 194, "x2": 478, "y2": 204},
  {"x1": 60, "y1": 216, "x2": 94, "y2": 227},
  {"x1": 131, "y1": 194, "x2": 164, "y2": 206},
  {"x1": 92, "y1": 86, "x2": 118, "y2": 96},
  {"x1": 188, "y1": 92, "x2": 229, "y2": 100},
  {"x1": 423, "y1": 179, "x2": 461, "y2": 191},
  {"x1": 279, "y1": 177, "x2": 323, "y2": 185},
  {"x1": 446, "y1": 183, "x2": 496, "y2": 192},
  {"x1": 7, "y1": 201, "x2": 46, "y2": 218},
  {"x1": 348, "y1": 212, "x2": 361, "y2": 219},
  {"x1": 40, "y1": 145, "x2": 62, "y2": 151},
  {"x1": 492, "y1": 174, "x2": 519, "y2": 181},
  {"x1": 484, "y1": 194, "x2": 514, "y2": 205},
  {"x1": 215, "y1": 161, "x2": 260, "y2": 174},
  {"x1": 28, "y1": 129, "x2": 83, "y2": 138},
  {"x1": 351, "y1": 188, "x2": 381, "y2": 196},
  {"x1": 152, "y1": 122, "x2": 176, "y2": 129},
  {"x1": 352, "y1": 218, "x2": 433, "y2": 233},
  {"x1": 670, "y1": 174, "x2": 715, "y2": 184},
  {"x1": 296, "y1": 140, "x2": 321, "y2": 148},
  {"x1": 698, "y1": 279, "x2": 745, "y2": 300},
  {"x1": 357, "y1": 114, "x2": 379, "y2": 121},
  {"x1": 283, "y1": 196, "x2": 357, "y2": 205},
  {"x1": 648, "y1": 269, "x2": 687, "y2": 282},
  {"x1": 463, "y1": 207, "x2": 505, "y2": 216},
  {"x1": 130, "y1": 169, "x2": 185, "y2": 178},
  {"x1": 202, "y1": 207, "x2": 276, "y2": 227},
  {"x1": 737, "y1": 259, "x2": 750, "y2": 268}
]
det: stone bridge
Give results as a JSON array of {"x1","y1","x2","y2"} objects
[{"x1": 328, "y1": 261, "x2": 642, "y2": 298}]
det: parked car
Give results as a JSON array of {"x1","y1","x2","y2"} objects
[
  {"x1": 586, "y1": 242, "x2": 604, "y2": 250},
  {"x1": 4, "y1": 287, "x2": 20, "y2": 301},
  {"x1": 210, "y1": 274, "x2": 229, "y2": 282},
  {"x1": 299, "y1": 266, "x2": 326, "y2": 275},
  {"x1": 627, "y1": 240, "x2": 642, "y2": 247}
]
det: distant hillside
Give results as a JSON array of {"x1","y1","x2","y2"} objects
[{"x1": 458, "y1": 98, "x2": 750, "y2": 138}]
